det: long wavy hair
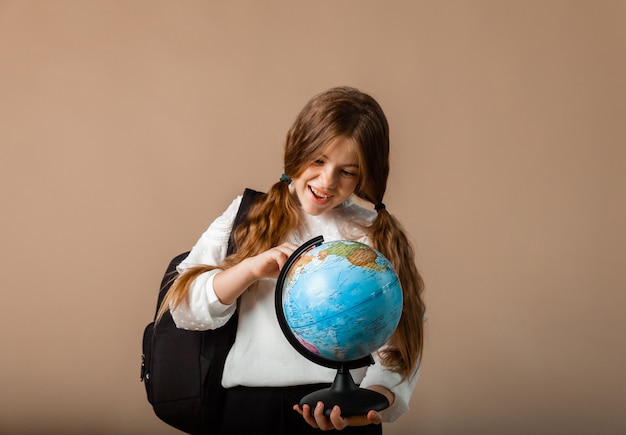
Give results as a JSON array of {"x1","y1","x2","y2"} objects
[{"x1": 158, "y1": 86, "x2": 426, "y2": 380}]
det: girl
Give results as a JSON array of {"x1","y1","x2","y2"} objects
[{"x1": 158, "y1": 86, "x2": 426, "y2": 434}]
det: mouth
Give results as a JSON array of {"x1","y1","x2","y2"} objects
[{"x1": 309, "y1": 185, "x2": 332, "y2": 201}]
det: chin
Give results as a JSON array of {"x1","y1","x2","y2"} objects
[{"x1": 301, "y1": 204, "x2": 326, "y2": 216}]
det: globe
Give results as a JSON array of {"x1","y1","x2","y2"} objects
[{"x1": 275, "y1": 236, "x2": 403, "y2": 417}]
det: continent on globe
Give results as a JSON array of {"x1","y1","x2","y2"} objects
[{"x1": 290, "y1": 240, "x2": 388, "y2": 282}]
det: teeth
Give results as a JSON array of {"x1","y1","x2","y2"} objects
[{"x1": 310, "y1": 186, "x2": 330, "y2": 199}]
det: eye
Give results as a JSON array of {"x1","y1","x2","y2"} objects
[{"x1": 341, "y1": 169, "x2": 358, "y2": 177}]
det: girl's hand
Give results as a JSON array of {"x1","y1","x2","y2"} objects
[
  {"x1": 213, "y1": 242, "x2": 297, "y2": 305},
  {"x1": 293, "y1": 402, "x2": 383, "y2": 431},
  {"x1": 246, "y1": 242, "x2": 298, "y2": 279}
]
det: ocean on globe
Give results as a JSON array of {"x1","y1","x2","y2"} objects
[{"x1": 280, "y1": 240, "x2": 403, "y2": 363}]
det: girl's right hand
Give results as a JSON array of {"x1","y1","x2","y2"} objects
[
  {"x1": 246, "y1": 242, "x2": 298, "y2": 279},
  {"x1": 213, "y1": 242, "x2": 297, "y2": 304}
]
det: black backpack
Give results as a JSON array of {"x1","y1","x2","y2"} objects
[{"x1": 141, "y1": 188, "x2": 263, "y2": 434}]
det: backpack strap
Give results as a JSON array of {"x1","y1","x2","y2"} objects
[
  {"x1": 200, "y1": 187, "x2": 263, "y2": 431},
  {"x1": 227, "y1": 188, "x2": 264, "y2": 256}
]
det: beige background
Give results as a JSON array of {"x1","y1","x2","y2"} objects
[{"x1": 1, "y1": 1, "x2": 625, "y2": 434}]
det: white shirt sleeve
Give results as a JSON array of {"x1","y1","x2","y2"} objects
[
  {"x1": 170, "y1": 195, "x2": 243, "y2": 331},
  {"x1": 359, "y1": 351, "x2": 421, "y2": 423}
]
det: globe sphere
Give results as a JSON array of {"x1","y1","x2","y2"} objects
[{"x1": 278, "y1": 239, "x2": 403, "y2": 364}]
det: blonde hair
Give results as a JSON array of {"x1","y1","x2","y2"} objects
[{"x1": 158, "y1": 86, "x2": 426, "y2": 380}]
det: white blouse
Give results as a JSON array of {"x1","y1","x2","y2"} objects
[{"x1": 170, "y1": 194, "x2": 420, "y2": 422}]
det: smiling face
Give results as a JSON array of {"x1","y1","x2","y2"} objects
[
  {"x1": 283, "y1": 87, "x2": 390, "y2": 210},
  {"x1": 292, "y1": 136, "x2": 360, "y2": 216}
]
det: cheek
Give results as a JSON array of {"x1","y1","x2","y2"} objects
[
  {"x1": 297, "y1": 167, "x2": 316, "y2": 182},
  {"x1": 341, "y1": 178, "x2": 359, "y2": 195},
  {"x1": 294, "y1": 177, "x2": 312, "y2": 198}
]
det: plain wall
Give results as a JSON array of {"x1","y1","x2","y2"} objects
[{"x1": 1, "y1": 1, "x2": 624, "y2": 434}]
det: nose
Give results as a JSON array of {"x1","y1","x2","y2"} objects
[{"x1": 319, "y1": 166, "x2": 338, "y2": 189}]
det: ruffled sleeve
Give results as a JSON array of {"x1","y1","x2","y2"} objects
[
  {"x1": 358, "y1": 352, "x2": 421, "y2": 423},
  {"x1": 170, "y1": 195, "x2": 243, "y2": 331}
]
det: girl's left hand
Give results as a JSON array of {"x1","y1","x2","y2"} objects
[{"x1": 293, "y1": 401, "x2": 382, "y2": 431}]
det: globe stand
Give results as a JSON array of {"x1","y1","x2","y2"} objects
[{"x1": 300, "y1": 364, "x2": 389, "y2": 418}]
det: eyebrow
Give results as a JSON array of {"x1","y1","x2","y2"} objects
[{"x1": 319, "y1": 154, "x2": 359, "y2": 168}]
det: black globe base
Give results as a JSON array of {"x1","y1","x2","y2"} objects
[{"x1": 300, "y1": 365, "x2": 389, "y2": 418}]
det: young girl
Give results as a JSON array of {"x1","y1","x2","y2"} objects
[{"x1": 158, "y1": 86, "x2": 426, "y2": 434}]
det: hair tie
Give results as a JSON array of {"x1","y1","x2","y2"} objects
[
  {"x1": 375, "y1": 202, "x2": 386, "y2": 211},
  {"x1": 280, "y1": 173, "x2": 291, "y2": 183}
]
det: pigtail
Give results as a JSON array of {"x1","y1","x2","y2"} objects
[
  {"x1": 370, "y1": 208, "x2": 426, "y2": 380},
  {"x1": 156, "y1": 180, "x2": 300, "y2": 324},
  {"x1": 226, "y1": 180, "x2": 299, "y2": 266},
  {"x1": 156, "y1": 264, "x2": 218, "y2": 323}
]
